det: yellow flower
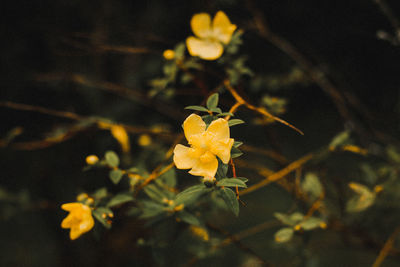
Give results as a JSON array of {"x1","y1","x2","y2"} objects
[
  {"x1": 61, "y1": 202, "x2": 94, "y2": 240},
  {"x1": 173, "y1": 114, "x2": 234, "y2": 177},
  {"x1": 186, "y1": 11, "x2": 237, "y2": 60},
  {"x1": 110, "y1": 125, "x2": 130, "y2": 152},
  {"x1": 85, "y1": 155, "x2": 99, "y2": 165}
]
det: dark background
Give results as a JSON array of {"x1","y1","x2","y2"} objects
[{"x1": 1, "y1": 0, "x2": 400, "y2": 266}]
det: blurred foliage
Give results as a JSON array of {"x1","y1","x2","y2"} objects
[{"x1": 2, "y1": 0, "x2": 400, "y2": 266}]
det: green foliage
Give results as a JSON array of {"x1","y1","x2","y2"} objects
[{"x1": 219, "y1": 187, "x2": 239, "y2": 216}]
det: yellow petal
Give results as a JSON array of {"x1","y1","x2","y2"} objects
[
  {"x1": 206, "y1": 118, "x2": 230, "y2": 143},
  {"x1": 210, "y1": 138, "x2": 234, "y2": 164},
  {"x1": 70, "y1": 227, "x2": 82, "y2": 240},
  {"x1": 80, "y1": 215, "x2": 95, "y2": 232},
  {"x1": 183, "y1": 114, "x2": 206, "y2": 143},
  {"x1": 173, "y1": 144, "x2": 198, "y2": 169},
  {"x1": 189, "y1": 154, "x2": 218, "y2": 177},
  {"x1": 212, "y1": 11, "x2": 237, "y2": 44},
  {"x1": 61, "y1": 202, "x2": 83, "y2": 211},
  {"x1": 186, "y1": 37, "x2": 224, "y2": 60},
  {"x1": 61, "y1": 214, "x2": 76, "y2": 228},
  {"x1": 191, "y1": 13, "x2": 212, "y2": 38}
]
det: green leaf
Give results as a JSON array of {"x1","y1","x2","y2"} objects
[
  {"x1": 158, "y1": 168, "x2": 177, "y2": 188},
  {"x1": 209, "y1": 107, "x2": 222, "y2": 114},
  {"x1": 107, "y1": 193, "x2": 134, "y2": 207},
  {"x1": 231, "y1": 147, "x2": 243, "y2": 158},
  {"x1": 217, "y1": 178, "x2": 247, "y2": 188},
  {"x1": 228, "y1": 119, "x2": 245, "y2": 127},
  {"x1": 216, "y1": 161, "x2": 228, "y2": 179},
  {"x1": 178, "y1": 211, "x2": 202, "y2": 227},
  {"x1": 206, "y1": 93, "x2": 219, "y2": 109},
  {"x1": 299, "y1": 217, "x2": 324, "y2": 231},
  {"x1": 233, "y1": 141, "x2": 243, "y2": 148},
  {"x1": 139, "y1": 200, "x2": 166, "y2": 219},
  {"x1": 175, "y1": 184, "x2": 210, "y2": 206},
  {"x1": 346, "y1": 182, "x2": 376, "y2": 212},
  {"x1": 109, "y1": 169, "x2": 124, "y2": 184},
  {"x1": 184, "y1": 105, "x2": 209, "y2": 112},
  {"x1": 220, "y1": 187, "x2": 239, "y2": 216},
  {"x1": 217, "y1": 112, "x2": 234, "y2": 117},
  {"x1": 274, "y1": 212, "x2": 304, "y2": 226},
  {"x1": 274, "y1": 227, "x2": 294, "y2": 243},
  {"x1": 329, "y1": 131, "x2": 350, "y2": 149},
  {"x1": 236, "y1": 177, "x2": 248, "y2": 183},
  {"x1": 301, "y1": 173, "x2": 323, "y2": 199},
  {"x1": 143, "y1": 184, "x2": 167, "y2": 202},
  {"x1": 105, "y1": 151, "x2": 120, "y2": 167},
  {"x1": 92, "y1": 207, "x2": 113, "y2": 229},
  {"x1": 93, "y1": 187, "x2": 108, "y2": 199}
]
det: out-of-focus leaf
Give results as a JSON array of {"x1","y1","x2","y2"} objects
[
  {"x1": 346, "y1": 182, "x2": 376, "y2": 212},
  {"x1": 274, "y1": 212, "x2": 304, "y2": 226},
  {"x1": 299, "y1": 217, "x2": 324, "y2": 230},
  {"x1": 178, "y1": 211, "x2": 201, "y2": 227},
  {"x1": 93, "y1": 207, "x2": 113, "y2": 229},
  {"x1": 107, "y1": 193, "x2": 134, "y2": 207},
  {"x1": 109, "y1": 169, "x2": 124, "y2": 184},
  {"x1": 105, "y1": 151, "x2": 120, "y2": 167},
  {"x1": 274, "y1": 227, "x2": 294, "y2": 243},
  {"x1": 301, "y1": 173, "x2": 323, "y2": 199},
  {"x1": 329, "y1": 131, "x2": 350, "y2": 150},
  {"x1": 185, "y1": 105, "x2": 209, "y2": 112},
  {"x1": 144, "y1": 184, "x2": 168, "y2": 202}
]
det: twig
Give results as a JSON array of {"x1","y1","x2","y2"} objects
[
  {"x1": 372, "y1": 225, "x2": 400, "y2": 267},
  {"x1": 224, "y1": 80, "x2": 304, "y2": 135},
  {"x1": 373, "y1": 0, "x2": 400, "y2": 38},
  {"x1": 240, "y1": 153, "x2": 313, "y2": 196}
]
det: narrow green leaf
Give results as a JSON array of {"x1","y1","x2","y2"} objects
[
  {"x1": 175, "y1": 184, "x2": 210, "y2": 206},
  {"x1": 107, "y1": 194, "x2": 134, "y2": 207},
  {"x1": 209, "y1": 107, "x2": 222, "y2": 114},
  {"x1": 206, "y1": 93, "x2": 219, "y2": 109},
  {"x1": 299, "y1": 217, "x2": 324, "y2": 231},
  {"x1": 233, "y1": 141, "x2": 243, "y2": 148},
  {"x1": 105, "y1": 151, "x2": 119, "y2": 167},
  {"x1": 220, "y1": 187, "x2": 239, "y2": 216},
  {"x1": 217, "y1": 112, "x2": 234, "y2": 117},
  {"x1": 274, "y1": 212, "x2": 304, "y2": 226},
  {"x1": 228, "y1": 119, "x2": 245, "y2": 127},
  {"x1": 217, "y1": 178, "x2": 247, "y2": 188},
  {"x1": 143, "y1": 184, "x2": 167, "y2": 202},
  {"x1": 231, "y1": 147, "x2": 243, "y2": 158},
  {"x1": 178, "y1": 211, "x2": 202, "y2": 227},
  {"x1": 236, "y1": 177, "x2": 248, "y2": 183},
  {"x1": 274, "y1": 227, "x2": 294, "y2": 243},
  {"x1": 184, "y1": 105, "x2": 209, "y2": 112},
  {"x1": 109, "y1": 169, "x2": 124, "y2": 184}
]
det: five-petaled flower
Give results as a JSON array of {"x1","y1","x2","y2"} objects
[
  {"x1": 173, "y1": 114, "x2": 234, "y2": 178},
  {"x1": 186, "y1": 11, "x2": 237, "y2": 60},
  {"x1": 61, "y1": 202, "x2": 94, "y2": 240}
]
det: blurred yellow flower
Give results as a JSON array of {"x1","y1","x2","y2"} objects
[
  {"x1": 173, "y1": 114, "x2": 234, "y2": 177},
  {"x1": 186, "y1": 11, "x2": 236, "y2": 60},
  {"x1": 138, "y1": 134, "x2": 152, "y2": 146},
  {"x1": 61, "y1": 202, "x2": 94, "y2": 240}
]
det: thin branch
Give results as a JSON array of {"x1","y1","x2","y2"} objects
[
  {"x1": 372, "y1": 225, "x2": 400, "y2": 267},
  {"x1": 240, "y1": 153, "x2": 313, "y2": 196},
  {"x1": 224, "y1": 80, "x2": 304, "y2": 135}
]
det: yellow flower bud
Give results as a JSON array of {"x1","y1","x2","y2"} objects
[
  {"x1": 138, "y1": 134, "x2": 152, "y2": 147},
  {"x1": 86, "y1": 155, "x2": 99, "y2": 165},
  {"x1": 163, "y1": 49, "x2": 175, "y2": 60}
]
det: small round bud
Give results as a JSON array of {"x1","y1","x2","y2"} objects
[
  {"x1": 163, "y1": 49, "x2": 175, "y2": 60},
  {"x1": 86, "y1": 155, "x2": 99, "y2": 165},
  {"x1": 138, "y1": 134, "x2": 152, "y2": 147}
]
